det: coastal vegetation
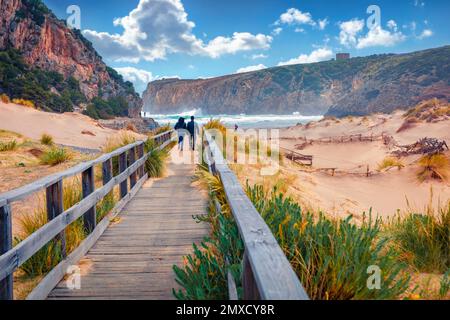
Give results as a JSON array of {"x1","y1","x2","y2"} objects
[
  {"x1": 173, "y1": 119, "x2": 450, "y2": 300},
  {"x1": 40, "y1": 133, "x2": 54, "y2": 146},
  {"x1": 40, "y1": 147, "x2": 72, "y2": 166},
  {"x1": 0, "y1": 48, "x2": 85, "y2": 113},
  {"x1": 417, "y1": 153, "x2": 449, "y2": 182}
]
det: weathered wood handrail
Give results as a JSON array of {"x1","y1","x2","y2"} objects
[
  {"x1": 0, "y1": 129, "x2": 174, "y2": 300},
  {"x1": 204, "y1": 131, "x2": 309, "y2": 300}
]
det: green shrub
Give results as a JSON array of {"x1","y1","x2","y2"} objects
[
  {"x1": 144, "y1": 138, "x2": 170, "y2": 178},
  {"x1": 40, "y1": 148, "x2": 71, "y2": 166},
  {"x1": 247, "y1": 185, "x2": 410, "y2": 300},
  {"x1": 385, "y1": 202, "x2": 449, "y2": 273},
  {"x1": 40, "y1": 133, "x2": 54, "y2": 146},
  {"x1": 0, "y1": 140, "x2": 18, "y2": 152},
  {"x1": 173, "y1": 167, "x2": 244, "y2": 300}
]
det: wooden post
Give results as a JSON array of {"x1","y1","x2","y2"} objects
[
  {"x1": 242, "y1": 252, "x2": 260, "y2": 300},
  {"x1": 119, "y1": 152, "x2": 128, "y2": 199},
  {"x1": 82, "y1": 166, "x2": 96, "y2": 233},
  {"x1": 102, "y1": 159, "x2": 113, "y2": 185},
  {"x1": 366, "y1": 165, "x2": 370, "y2": 177},
  {"x1": 0, "y1": 204, "x2": 13, "y2": 300},
  {"x1": 128, "y1": 146, "x2": 137, "y2": 189},
  {"x1": 46, "y1": 180, "x2": 66, "y2": 258},
  {"x1": 137, "y1": 143, "x2": 145, "y2": 178}
]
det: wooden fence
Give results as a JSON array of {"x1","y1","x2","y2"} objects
[
  {"x1": 204, "y1": 131, "x2": 309, "y2": 300},
  {"x1": 279, "y1": 147, "x2": 313, "y2": 166},
  {"x1": 0, "y1": 130, "x2": 174, "y2": 300}
]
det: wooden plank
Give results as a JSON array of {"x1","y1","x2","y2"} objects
[
  {"x1": 119, "y1": 151, "x2": 128, "y2": 199},
  {"x1": 205, "y1": 132, "x2": 309, "y2": 300},
  {"x1": 0, "y1": 205, "x2": 13, "y2": 300},
  {"x1": 128, "y1": 146, "x2": 137, "y2": 189},
  {"x1": 26, "y1": 173, "x2": 148, "y2": 300},
  {"x1": 46, "y1": 180, "x2": 66, "y2": 258},
  {"x1": 82, "y1": 166, "x2": 96, "y2": 234},
  {"x1": 47, "y1": 160, "x2": 208, "y2": 300}
]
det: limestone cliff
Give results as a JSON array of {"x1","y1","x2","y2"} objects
[{"x1": 143, "y1": 46, "x2": 450, "y2": 117}]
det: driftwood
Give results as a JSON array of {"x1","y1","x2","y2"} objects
[{"x1": 392, "y1": 137, "x2": 449, "y2": 156}]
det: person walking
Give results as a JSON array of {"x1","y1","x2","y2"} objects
[
  {"x1": 187, "y1": 116, "x2": 200, "y2": 151},
  {"x1": 174, "y1": 117, "x2": 187, "y2": 151}
]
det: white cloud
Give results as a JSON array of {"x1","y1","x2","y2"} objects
[
  {"x1": 251, "y1": 53, "x2": 268, "y2": 60},
  {"x1": 294, "y1": 27, "x2": 305, "y2": 33},
  {"x1": 277, "y1": 8, "x2": 315, "y2": 26},
  {"x1": 417, "y1": 29, "x2": 433, "y2": 39},
  {"x1": 414, "y1": 0, "x2": 425, "y2": 7},
  {"x1": 277, "y1": 48, "x2": 333, "y2": 66},
  {"x1": 318, "y1": 18, "x2": 329, "y2": 30},
  {"x1": 339, "y1": 18, "x2": 405, "y2": 49},
  {"x1": 387, "y1": 20, "x2": 398, "y2": 31},
  {"x1": 114, "y1": 67, "x2": 155, "y2": 95},
  {"x1": 236, "y1": 64, "x2": 267, "y2": 73},
  {"x1": 83, "y1": 0, "x2": 272, "y2": 62},
  {"x1": 356, "y1": 26, "x2": 406, "y2": 49},
  {"x1": 271, "y1": 27, "x2": 283, "y2": 36},
  {"x1": 339, "y1": 19, "x2": 365, "y2": 47}
]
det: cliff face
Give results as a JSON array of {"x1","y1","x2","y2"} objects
[
  {"x1": 143, "y1": 46, "x2": 450, "y2": 117},
  {"x1": 0, "y1": 0, "x2": 142, "y2": 117}
]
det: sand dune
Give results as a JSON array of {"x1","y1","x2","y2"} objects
[
  {"x1": 272, "y1": 111, "x2": 450, "y2": 218},
  {"x1": 0, "y1": 102, "x2": 144, "y2": 149}
]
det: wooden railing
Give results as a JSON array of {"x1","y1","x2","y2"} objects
[
  {"x1": 204, "y1": 131, "x2": 309, "y2": 300},
  {"x1": 0, "y1": 130, "x2": 174, "y2": 300}
]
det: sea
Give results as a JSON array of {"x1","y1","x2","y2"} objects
[{"x1": 142, "y1": 109, "x2": 322, "y2": 129}]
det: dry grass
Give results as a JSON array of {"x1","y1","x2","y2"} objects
[
  {"x1": 378, "y1": 156, "x2": 405, "y2": 171},
  {"x1": 12, "y1": 98, "x2": 35, "y2": 108},
  {"x1": 0, "y1": 139, "x2": 18, "y2": 152},
  {"x1": 40, "y1": 133, "x2": 54, "y2": 146},
  {"x1": 1, "y1": 93, "x2": 10, "y2": 103},
  {"x1": 102, "y1": 132, "x2": 137, "y2": 153},
  {"x1": 417, "y1": 153, "x2": 449, "y2": 182}
]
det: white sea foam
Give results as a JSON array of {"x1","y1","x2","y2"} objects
[{"x1": 143, "y1": 110, "x2": 322, "y2": 129}]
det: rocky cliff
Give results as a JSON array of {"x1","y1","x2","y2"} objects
[
  {"x1": 143, "y1": 46, "x2": 450, "y2": 117},
  {"x1": 0, "y1": 0, "x2": 142, "y2": 117}
]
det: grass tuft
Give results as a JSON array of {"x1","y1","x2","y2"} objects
[
  {"x1": 384, "y1": 201, "x2": 449, "y2": 274},
  {"x1": 40, "y1": 148, "x2": 72, "y2": 166},
  {"x1": 417, "y1": 153, "x2": 449, "y2": 182},
  {"x1": 0, "y1": 140, "x2": 18, "y2": 152},
  {"x1": 378, "y1": 157, "x2": 405, "y2": 171},
  {"x1": 40, "y1": 133, "x2": 54, "y2": 146}
]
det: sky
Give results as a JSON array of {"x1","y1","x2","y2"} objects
[{"x1": 43, "y1": 0, "x2": 450, "y2": 95}]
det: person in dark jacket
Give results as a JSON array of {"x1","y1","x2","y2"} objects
[
  {"x1": 174, "y1": 117, "x2": 187, "y2": 151},
  {"x1": 187, "y1": 116, "x2": 200, "y2": 151}
]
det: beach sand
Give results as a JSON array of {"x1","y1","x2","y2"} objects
[
  {"x1": 0, "y1": 102, "x2": 144, "y2": 149},
  {"x1": 232, "y1": 110, "x2": 450, "y2": 219}
]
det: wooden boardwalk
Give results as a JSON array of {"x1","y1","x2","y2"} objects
[{"x1": 47, "y1": 159, "x2": 209, "y2": 300}]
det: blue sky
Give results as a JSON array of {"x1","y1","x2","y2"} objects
[{"x1": 44, "y1": 0, "x2": 450, "y2": 94}]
